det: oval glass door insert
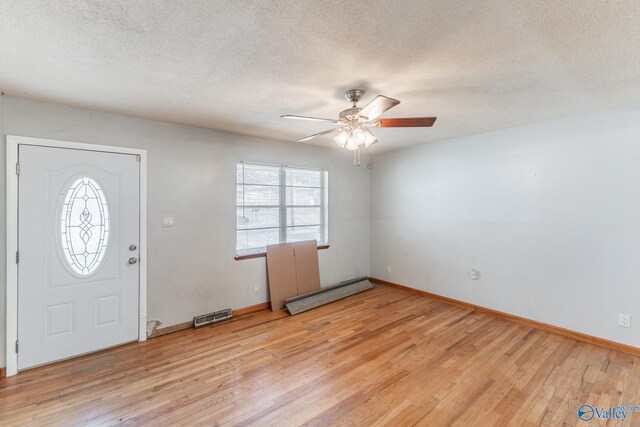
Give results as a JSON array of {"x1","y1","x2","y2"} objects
[{"x1": 60, "y1": 177, "x2": 111, "y2": 275}]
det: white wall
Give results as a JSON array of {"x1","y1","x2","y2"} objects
[
  {"x1": 4, "y1": 95, "x2": 639, "y2": 369},
  {"x1": 371, "y1": 111, "x2": 640, "y2": 348},
  {"x1": 0, "y1": 96, "x2": 371, "y2": 367}
]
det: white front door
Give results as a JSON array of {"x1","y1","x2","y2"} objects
[{"x1": 18, "y1": 144, "x2": 140, "y2": 370}]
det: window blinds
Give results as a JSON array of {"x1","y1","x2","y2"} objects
[{"x1": 236, "y1": 163, "x2": 328, "y2": 255}]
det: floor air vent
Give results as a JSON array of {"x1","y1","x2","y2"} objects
[{"x1": 193, "y1": 308, "x2": 233, "y2": 328}]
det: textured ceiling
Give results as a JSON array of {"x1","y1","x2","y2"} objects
[{"x1": 1, "y1": 1, "x2": 640, "y2": 152}]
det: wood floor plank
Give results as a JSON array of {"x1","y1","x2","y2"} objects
[{"x1": 1, "y1": 285, "x2": 639, "y2": 426}]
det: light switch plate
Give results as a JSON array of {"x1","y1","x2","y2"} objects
[{"x1": 162, "y1": 215, "x2": 175, "y2": 227}]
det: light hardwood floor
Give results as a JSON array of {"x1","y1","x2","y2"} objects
[{"x1": 1, "y1": 285, "x2": 639, "y2": 426}]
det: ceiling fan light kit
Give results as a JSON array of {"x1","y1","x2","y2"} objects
[
  {"x1": 282, "y1": 88, "x2": 437, "y2": 165},
  {"x1": 333, "y1": 123, "x2": 378, "y2": 150}
]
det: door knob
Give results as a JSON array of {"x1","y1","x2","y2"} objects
[
  {"x1": 129, "y1": 244, "x2": 137, "y2": 251},
  {"x1": 128, "y1": 257, "x2": 138, "y2": 265}
]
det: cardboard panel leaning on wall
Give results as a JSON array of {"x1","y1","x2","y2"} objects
[
  {"x1": 293, "y1": 240, "x2": 322, "y2": 295},
  {"x1": 266, "y1": 243, "x2": 298, "y2": 311}
]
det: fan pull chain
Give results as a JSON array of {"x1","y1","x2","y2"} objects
[{"x1": 353, "y1": 147, "x2": 361, "y2": 166}]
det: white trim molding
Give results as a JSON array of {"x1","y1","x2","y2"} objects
[{"x1": 5, "y1": 135, "x2": 148, "y2": 377}]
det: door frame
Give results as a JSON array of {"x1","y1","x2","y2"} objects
[{"x1": 5, "y1": 135, "x2": 148, "y2": 377}]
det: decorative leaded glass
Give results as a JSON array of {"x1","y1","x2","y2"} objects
[{"x1": 60, "y1": 177, "x2": 110, "y2": 275}]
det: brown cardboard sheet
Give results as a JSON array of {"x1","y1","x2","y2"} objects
[
  {"x1": 266, "y1": 243, "x2": 298, "y2": 311},
  {"x1": 294, "y1": 240, "x2": 321, "y2": 295}
]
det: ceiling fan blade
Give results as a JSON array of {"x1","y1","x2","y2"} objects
[
  {"x1": 357, "y1": 95, "x2": 400, "y2": 120},
  {"x1": 378, "y1": 117, "x2": 437, "y2": 127},
  {"x1": 297, "y1": 128, "x2": 339, "y2": 142},
  {"x1": 281, "y1": 115, "x2": 338, "y2": 124}
]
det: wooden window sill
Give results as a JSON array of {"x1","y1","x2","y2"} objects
[{"x1": 235, "y1": 244, "x2": 330, "y2": 261}]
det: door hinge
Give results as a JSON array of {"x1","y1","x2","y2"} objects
[
  {"x1": 15, "y1": 162, "x2": 20, "y2": 175},
  {"x1": 135, "y1": 155, "x2": 141, "y2": 162},
  {"x1": 15, "y1": 251, "x2": 19, "y2": 264},
  {"x1": 15, "y1": 340, "x2": 18, "y2": 353}
]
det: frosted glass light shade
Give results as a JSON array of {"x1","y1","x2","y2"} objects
[
  {"x1": 333, "y1": 130, "x2": 349, "y2": 148},
  {"x1": 345, "y1": 138, "x2": 358, "y2": 151},
  {"x1": 363, "y1": 127, "x2": 378, "y2": 147},
  {"x1": 351, "y1": 128, "x2": 366, "y2": 146}
]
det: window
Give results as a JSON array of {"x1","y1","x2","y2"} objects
[
  {"x1": 236, "y1": 162, "x2": 328, "y2": 256},
  {"x1": 60, "y1": 176, "x2": 111, "y2": 276}
]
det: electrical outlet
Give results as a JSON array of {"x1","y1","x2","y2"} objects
[
  {"x1": 469, "y1": 269, "x2": 479, "y2": 280},
  {"x1": 253, "y1": 283, "x2": 260, "y2": 294},
  {"x1": 619, "y1": 313, "x2": 631, "y2": 328},
  {"x1": 386, "y1": 265, "x2": 392, "y2": 273}
]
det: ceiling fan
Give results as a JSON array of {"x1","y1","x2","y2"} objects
[{"x1": 281, "y1": 89, "x2": 437, "y2": 164}]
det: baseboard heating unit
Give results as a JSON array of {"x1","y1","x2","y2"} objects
[
  {"x1": 193, "y1": 308, "x2": 233, "y2": 328},
  {"x1": 285, "y1": 277, "x2": 374, "y2": 315}
]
